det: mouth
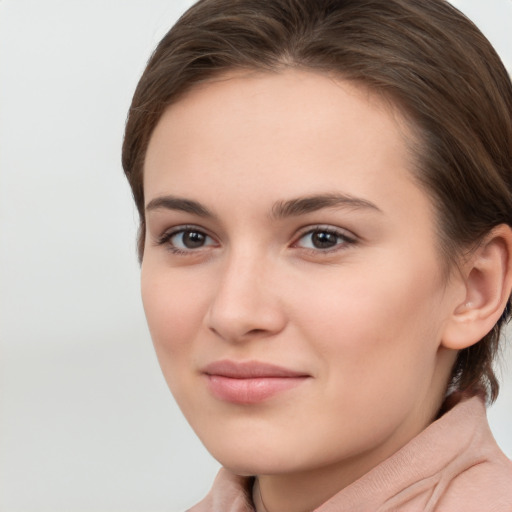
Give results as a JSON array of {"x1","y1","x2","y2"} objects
[{"x1": 202, "y1": 360, "x2": 310, "y2": 404}]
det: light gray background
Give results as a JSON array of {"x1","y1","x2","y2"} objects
[{"x1": 0, "y1": 1, "x2": 511, "y2": 511}]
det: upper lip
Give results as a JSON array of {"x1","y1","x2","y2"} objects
[{"x1": 202, "y1": 360, "x2": 309, "y2": 378}]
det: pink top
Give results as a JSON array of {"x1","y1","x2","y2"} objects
[{"x1": 187, "y1": 396, "x2": 512, "y2": 511}]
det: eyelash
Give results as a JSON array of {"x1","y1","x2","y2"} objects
[
  {"x1": 156, "y1": 225, "x2": 357, "y2": 255},
  {"x1": 292, "y1": 226, "x2": 357, "y2": 254},
  {"x1": 156, "y1": 225, "x2": 217, "y2": 255}
]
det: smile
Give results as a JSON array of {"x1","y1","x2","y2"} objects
[{"x1": 202, "y1": 360, "x2": 310, "y2": 404}]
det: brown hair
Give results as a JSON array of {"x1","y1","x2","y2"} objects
[{"x1": 122, "y1": 0, "x2": 512, "y2": 402}]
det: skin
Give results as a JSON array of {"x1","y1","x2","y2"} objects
[{"x1": 141, "y1": 70, "x2": 466, "y2": 512}]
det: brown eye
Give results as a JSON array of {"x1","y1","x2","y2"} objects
[
  {"x1": 179, "y1": 230, "x2": 207, "y2": 248},
  {"x1": 311, "y1": 231, "x2": 339, "y2": 249},
  {"x1": 295, "y1": 227, "x2": 356, "y2": 251},
  {"x1": 164, "y1": 228, "x2": 217, "y2": 252}
]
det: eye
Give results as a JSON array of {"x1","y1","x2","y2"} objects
[
  {"x1": 294, "y1": 227, "x2": 356, "y2": 252},
  {"x1": 158, "y1": 226, "x2": 217, "y2": 253}
]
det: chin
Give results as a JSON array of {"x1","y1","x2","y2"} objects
[
  {"x1": 202, "y1": 433, "x2": 314, "y2": 477},
  {"x1": 218, "y1": 457, "x2": 296, "y2": 477},
  {"x1": 209, "y1": 444, "x2": 276, "y2": 474}
]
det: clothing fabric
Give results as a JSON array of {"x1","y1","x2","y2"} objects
[{"x1": 186, "y1": 395, "x2": 512, "y2": 511}]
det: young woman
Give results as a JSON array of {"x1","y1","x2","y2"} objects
[{"x1": 122, "y1": 0, "x2": 512, "y2": 510}]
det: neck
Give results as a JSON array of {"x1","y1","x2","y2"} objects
[
  {"x1": 253, "y1": 404, "x2": 442, "y2": 512},
  {"x1": 253, "y1": 448, "x2": 394, "y2": 512}
]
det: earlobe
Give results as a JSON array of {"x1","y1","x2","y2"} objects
[{"x1": 442, "y1": 224, "x2": 512, "y2": 350}]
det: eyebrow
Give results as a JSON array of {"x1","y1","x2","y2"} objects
[
  {"x1": 271, "y1": 193, "x2": 381, "y2": 219},
  {"x1": 145, "y1": 193, "x2": 381, "y2": 219},
  {"x1": 145, "y1": 196, "x2": 214, "y2": 217}
]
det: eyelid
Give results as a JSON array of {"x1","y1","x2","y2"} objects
[
  {"x1": 154, "y1": 223, "x2": 357, "y2": 255},
  {"x1": 291, "y1": 225, "x2": 358, "y2": 251},
  {"x1": 156, "y1": 224, "x2": 219, "y2": 253}
]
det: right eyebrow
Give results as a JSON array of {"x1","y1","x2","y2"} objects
[{"x1": 145, "y1": 195, "x2": 214, "y2": 218}]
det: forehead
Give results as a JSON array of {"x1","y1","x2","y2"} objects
[{"x1": 143, "y1": 69, "x2": 431, "y2": 226}]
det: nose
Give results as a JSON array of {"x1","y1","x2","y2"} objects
[{"x1": 205, "y1": 250, "x2": 287, "y2": 343}]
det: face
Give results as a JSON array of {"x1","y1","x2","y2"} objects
[{"x1": 141, "y1": 70, "x2": 460, "y2": 481}]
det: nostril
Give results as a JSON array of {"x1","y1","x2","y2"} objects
[
  {"x1": 247, "y1": 328, "x2": 267, "y2": 336},
  {"x1": 208, "y1": 323, "x2": 276, "y2": 342}
]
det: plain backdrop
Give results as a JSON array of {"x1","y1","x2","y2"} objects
[{"x1": 0, "y1": 1, "x2": 511, "y2": 511}]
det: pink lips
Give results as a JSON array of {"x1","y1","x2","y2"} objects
[{"x1": 202, "y1": 360, "x2": 310, "y2": 404}]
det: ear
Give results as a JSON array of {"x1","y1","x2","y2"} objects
[{"x1": 442, "y1": 224, "x2": 512, "y2": 350}]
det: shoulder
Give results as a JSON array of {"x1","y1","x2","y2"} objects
[
  {"x1": 436, "y1": 450, "x2": 512, "y2": 511},
  {"x1": 431, "y1": 395, "x2": 512, "y2": 511}
]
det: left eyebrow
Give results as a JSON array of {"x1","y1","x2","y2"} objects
[
  {"x1": 271, "y1": 193, "x2": 382, "y2": 219},
  {"x1": 145, "y1": 195, "x2": 214, "y2": 218}
]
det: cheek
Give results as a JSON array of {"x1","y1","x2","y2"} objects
[
  {"x1": 140, "y1": 266, "x2": 210, "y2": 377},
  {"x1": 292, "y1": 259, "x2": 446, "y2": 388},
  {"x1": 282, "y1": 266, "x2": 447, "y2": 454}
]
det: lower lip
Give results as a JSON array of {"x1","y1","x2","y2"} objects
[{"x1": 205, "y1": 375, "x2": 308, "y2": 404}]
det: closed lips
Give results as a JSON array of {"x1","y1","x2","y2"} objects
[
  {"x1": 202, "y1": 360, "x2": 310, "y2": 378},
  {"x1": 202, "y1": 360, "x2": 311, "y2": 404}
]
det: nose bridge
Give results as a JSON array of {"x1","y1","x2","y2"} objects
[{"x1": 206, "y1": 244, "x2": 285, "y2": 341}]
